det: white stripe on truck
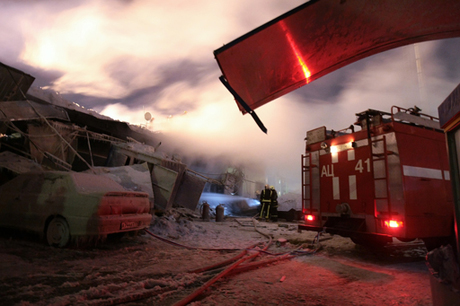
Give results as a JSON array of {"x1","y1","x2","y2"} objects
[{"x1": 403, "y1": 165, "x2": 447, "y2": 180}]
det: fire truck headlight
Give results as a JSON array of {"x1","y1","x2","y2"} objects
[{"x1": 320, "y1": 142, "x2": 328, "y2": 150}]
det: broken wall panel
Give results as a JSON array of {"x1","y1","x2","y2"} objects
[
  {"x1": 106, "y1": 147, "x2": 128, "y2": 167},
  {"x1": 26, "y1": 87, "x2": 161, "y2": 147},
  {"x1": 0, "y1": 63, "x2": 35, "y2": 101},
  {"x1": 150, "y1": 165, "x2": 179, "y2": 210},
  {"x1": 0, "y1": 101, "x2": 69, "y2": 122},
  {"x1": 109, "y1": 142, "x2": 201, "y2": 211},
  {"x1": 108, "y1": 142, "x2": 162, "y2": 166},
  {"x1": 0, "y1": 151, "x2": 43, "y2": 174},
  {"x1": 173, "y1": 171, "x2": 207, "y2": 211},
  {"x1": 75, "y1": 135, "x2": 114, "y2": 170},
  {"x1": 28, "y1": 121, "x2": 77, "y2": 169},
  {"x1": 160, "y1": 159, "x2": 187, "y2": 209}
]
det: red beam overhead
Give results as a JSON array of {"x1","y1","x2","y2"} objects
[{"x1": 214, "y1": 0, "x2": 460, "y2": 114}]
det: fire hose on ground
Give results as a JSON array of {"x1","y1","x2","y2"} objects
[
  {"x1": 172, "y1": 245, "x2": 269, "y2": 306},
  {"x1": 85, "y1": 226, "x2": 321, "y2": 306},
  {"x1": 143, "y1": 217, "x2": 322, "y2": 305},
  {"x1": 81, "y1": 220, "x2": 323, "y2": 306}
]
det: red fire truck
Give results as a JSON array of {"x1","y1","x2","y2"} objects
[{"x1": 299, "y1": 106, "x2": 454, "y2": 249}]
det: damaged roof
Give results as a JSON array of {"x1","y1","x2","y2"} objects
[
  {"x1": 0, "y1": 151, "x2": 44, "y2": 174},
  {"x1": 0, "y1": 63, "x2": 35, "y2": 102},
  {"x1": 0, "y1": 62, "x2": 159, "y2": 146}
]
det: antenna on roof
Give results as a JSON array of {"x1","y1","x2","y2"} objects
[{"x1": 414, "y1": 44, "x2": 426, "y2": 110}]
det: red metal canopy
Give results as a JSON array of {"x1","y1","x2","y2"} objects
[{"x1": 214, "y1": 0, "x2": 460, "y2": 115}]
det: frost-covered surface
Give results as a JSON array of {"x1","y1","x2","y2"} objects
[
  {"x1": 1, "y1": 209, "x2": 434, "y2": 305},
  {"x1": 277, "y1": 192, "x2": 302, "y2": 212}
]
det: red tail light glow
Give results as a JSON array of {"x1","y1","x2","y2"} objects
[
  {"x1": 98, "y1": 192, "x2": 150, "y2": 215},
  {"x1": 306, "y1": 214, "x2": 315, "y2": 221},
  {"x1": 384, "y1": 220, "x2": 403, "y2": 228}
]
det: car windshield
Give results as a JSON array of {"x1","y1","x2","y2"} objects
[{"x1": 70, "y1": 172, "x2": 126, "y2": 194}]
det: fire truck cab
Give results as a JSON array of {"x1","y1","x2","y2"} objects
[{"x1": 299, "y1": 106, "x2": 453, "y2": 249}]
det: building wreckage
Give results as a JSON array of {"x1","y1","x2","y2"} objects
[{"x1": 0, "y1": 62, "x2": 208, "y2": 214}]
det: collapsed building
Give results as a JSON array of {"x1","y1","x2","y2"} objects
[{"x1": 0, "y1": 62, "x2": 207, "y2": 212}]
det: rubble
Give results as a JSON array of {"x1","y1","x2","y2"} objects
[
  {"x1": 0, "y1": 62, "x2": 207, "y2": 215},
  {"x1": 426, "y1": 244, "x2": 460, "y2": 290}
]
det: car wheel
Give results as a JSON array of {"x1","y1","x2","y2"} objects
[{"x1": 46, "y1": 216, "x2": 70, "y2": 247}]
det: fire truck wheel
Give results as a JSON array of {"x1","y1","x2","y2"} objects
[
  {"x1": 46, "y1": 216, "x2": 70, "y2": 248},
  {"x1": 395, "y1": 237, "x2": 415, "y2": 243},
  {"x1": 422, "y1": 236, "x2": 455, "y2": 251},
  {"x1": 350, "y1": 236, "x2": 389, "y2": 248},
  {"x1": 107, "y1": 232, "x2": 125, "y2": 241}
]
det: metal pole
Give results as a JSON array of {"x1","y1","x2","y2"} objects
[{"x1": 446, "y1": 131, "x2": 460, "y2": 262}]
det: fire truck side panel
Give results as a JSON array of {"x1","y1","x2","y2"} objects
[{"x1": 393, "y1": 123, "x2": 453, "y2": 238}]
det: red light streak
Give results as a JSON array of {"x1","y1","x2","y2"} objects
[{"x1": 280, "y1": 21, "x2": 311, "y2": 83}]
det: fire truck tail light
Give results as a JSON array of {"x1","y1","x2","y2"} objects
[
  {"x1": 306, "y1": 214, "x2": 315, "y2": 221},
  {"x1": 384, "y1": 220, "x2": 403, "y2": 228}
]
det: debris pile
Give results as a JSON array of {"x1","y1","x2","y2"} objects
[
  {"x1": 426, "y1": 244, "x2": 460, "y2": 290},
  {"x1": 149, "y1": 208, "x2": 204, "y2": 240}
]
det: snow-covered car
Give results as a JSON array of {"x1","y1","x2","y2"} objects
[{"x1": 0, "y1": 171, "x2": 153, "y2": 247}]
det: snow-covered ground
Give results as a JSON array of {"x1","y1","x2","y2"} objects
[{"x1": 1, "y1": 209, "x2": 433, "y2": 305}]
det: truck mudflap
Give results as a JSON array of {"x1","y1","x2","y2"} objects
[
  {"x1": 299, "y1": 216, "x2": 371, "y2": 237},
  {"x1": 298, "y1": 224, "x2": 323, "y2": 232},
  {"x1": 298, "y1": 223, "x2": 393, "y2": 246}
]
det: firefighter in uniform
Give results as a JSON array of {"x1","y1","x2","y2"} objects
[
  {"x1": 270, "y1": 186, "x2": 278, "y2": 222},
  {"x1": 259, "y1": 185, "x2": 272, "y2": 220}
]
